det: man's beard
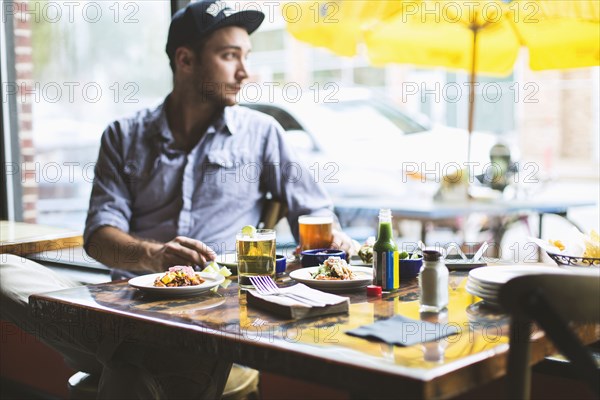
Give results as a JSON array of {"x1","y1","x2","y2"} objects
[{"x1": 194, "y1": 81, "x2": 238, "y2": 107}]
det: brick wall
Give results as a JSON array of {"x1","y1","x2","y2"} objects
[
  {"x1": 518, "y1": 67, "x2": 598, "y2": 176},
  {"x1": 13, "y1": 1, "x2": 37, "y2": 222},
  {"x1": 560, "y1": 69, "x2": 594, "y2": 159},
  {"x1": 517, "y1": 69, "x2": 562, "y2": 170}
]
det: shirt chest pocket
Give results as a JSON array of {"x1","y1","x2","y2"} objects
[{"x1": 199, "y1": 149, "x2": 261, "y2": 200}]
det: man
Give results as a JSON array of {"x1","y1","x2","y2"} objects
[
  {"x1": 84, "y1": 0, "x2": 355, "y2": 272},
  {"x1": 1, "y1": 1, "x2": 356, "y2": 398}
]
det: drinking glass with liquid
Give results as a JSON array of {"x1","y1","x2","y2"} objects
[
  {"x1": 298, "y1": 215, "x2": 333, "y2": 251},
  {"x1": 236, "y1": 229, "x2": 276, "y2": 289}
]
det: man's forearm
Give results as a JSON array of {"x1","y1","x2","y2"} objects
[{"x1": 85, "y1": 226, "x2": 161, "y2": 272}]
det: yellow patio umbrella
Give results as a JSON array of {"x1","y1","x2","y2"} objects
[
  {"x1": 286, "y1": 0, "x2": 600, "y2": 162},
  {"x1": 285, "y1": 0, "x2": 407, "y2": 57},
  {"x1": 365, "y1": 0, "x2": 600, "y2": 136}
]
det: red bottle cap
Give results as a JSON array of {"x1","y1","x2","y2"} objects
[{"x1": 367, "y1": 285, "x2": 382, "y2": 296}]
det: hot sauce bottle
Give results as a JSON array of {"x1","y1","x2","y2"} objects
[{"x1": 373, "y1": 209, "x2": 399, "y2": 290}]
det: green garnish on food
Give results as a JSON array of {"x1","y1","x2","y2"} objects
[
  {"x1": 202, "y1": 261, "x2": 232, "y2": 277},
  {"x1": 358, "y1": 244, "x2": 373, "y2": 264},
  {"x1": 311, "y1": 257, "x2": 355, "y2": 280}
]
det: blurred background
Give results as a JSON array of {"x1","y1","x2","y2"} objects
[{"x1": 5, "y1": 0, "x2": 599, "y2": 260}]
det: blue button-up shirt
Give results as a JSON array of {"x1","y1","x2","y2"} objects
[{"x1": 84, "y1": 99, "x2": 335, "y2": 254}]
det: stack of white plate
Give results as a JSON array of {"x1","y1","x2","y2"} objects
[{"x1": 466, "y1": 265, "x2": 598, "y2": 307}]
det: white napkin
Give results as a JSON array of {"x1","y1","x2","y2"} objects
[{"x1": 248, "y1": 283, "x2": 349, "y2": 308}]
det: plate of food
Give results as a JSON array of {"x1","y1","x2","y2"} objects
[
  {"x1": 289, "y1": 257, "x2": 373, "y2": 291},
  {"x1": 128, "y1": 266, "x2": 225, "y2": 297},
  {"x1": 531, "y1": 229, "x2": 600, "y2": 268}
]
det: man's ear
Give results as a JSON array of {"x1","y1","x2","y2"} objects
[{"x1": 174, "y1": 47, "x2": 196, "y2": 73}]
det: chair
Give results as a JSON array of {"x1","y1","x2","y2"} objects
[
  {"x1": 498, "y1": 273, "x2": 600, "y2": 399},
  {"x1": 532, "y1": 342, "x2": 600, "y2": 379},
  {"x1": 257, "y1": 198, "x2": 287, "y2": 230},
  {"x1": 222, "y1": 365, "x2": 260, "y2": 400},
  {"x1": 68, "y1": 365, "x2": 260, "y2": 400}
]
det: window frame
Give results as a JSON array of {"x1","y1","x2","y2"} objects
[
  {"x1": 1, "y1": 0, "x2": 187, "y2": 222},
  {"x1": 1, "y1": 0, "x2": 23, "y2": 221}
]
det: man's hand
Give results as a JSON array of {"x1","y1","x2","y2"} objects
[
  {"x1": 331, "y1": 229, "x2": 360, "y2": 257},
  {"x1": 86, "y1": 227, "x2": 216, "y2": 273},
  {"x1": 146, "y1": 236, "x2": 217, "y2": 271}
]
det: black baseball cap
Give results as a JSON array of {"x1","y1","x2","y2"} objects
[{"x1": 166, "y1": 0, "x2": 265, "y2": 60}]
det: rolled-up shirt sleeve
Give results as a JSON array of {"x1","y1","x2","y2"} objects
[
  {"x1": 84, "y1": 123, "x2": 132, "y2": 246},
  {"x1": 261, "y1": 121, "x2": 337, "y2": 240}
]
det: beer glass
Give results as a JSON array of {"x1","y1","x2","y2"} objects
[
  {"x1": 298, "y1": 215, "x2": 333, "y2": 251},
  {"x1": 236, "y1": 229, "x2": 276, "y2": 289}
]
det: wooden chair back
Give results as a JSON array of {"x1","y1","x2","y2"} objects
[
  {"x1": 257, "y1": 198, "x2": 287, "y2": 230},
  {"x1": 499, "y1": 273, "x2": 600, "y2": 399}
]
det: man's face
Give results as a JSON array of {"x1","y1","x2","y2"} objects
[{"x1": 190, "y1": 26, "x2": 252, "y2": 107}]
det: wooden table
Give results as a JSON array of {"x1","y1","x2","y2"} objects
[
  {"x1": 29, "y1": 270, "x2": 598, "y2": 399},
  {"x1": 0, "y1": 221, "x2": 83, "y2": 256}
]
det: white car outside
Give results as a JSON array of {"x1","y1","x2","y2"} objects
[{"x1": 241, "y1": 87, "x2": 501, "y2": 202}]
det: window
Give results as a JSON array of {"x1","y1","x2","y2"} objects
[
  {"x1": 312, "y1": 69, "x2": 341, "y2": 84},
  {"x1": 353, "y1": 66, "x2": 386, "y2": 87},
  {"x1": 250, "y1": 29, "x2": 284, "y2": 52},
  {"x1": 445, "y1": 72, "x2": 515, "y2": 134},
  {"x1": 5, "y1": 0, "x2": 171, "y2": 230}
]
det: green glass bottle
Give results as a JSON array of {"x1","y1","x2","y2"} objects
[{"x1": 373, "y1": 209, "x2": 399, "y2": 290}]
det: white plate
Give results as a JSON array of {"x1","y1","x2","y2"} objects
[
  {"x1": 465, "y1": 284, "x2": 500, "y2": 306},
  {"x1": 468, "y1": 265, "x2": 600, "y2": 305},
  {"x1": 466, "y1": 280, "x2": 497, "y2": 296},
  {"x1": 467, "y1": 276, "x2": 502, "y2": 291},
  {"x1": 288, "y1": 266, "x2": 373, "y2": 291},
  {"x1": 466, "y1": 282, "x2": 498, "y2": 300},
  {"x1": 468, "y1": 265, "x2": 586, "y2": 287},
  {"x1": 128, "y1": 272, "x2": 225, "y2": 297}
]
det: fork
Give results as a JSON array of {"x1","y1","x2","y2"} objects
[{"x1": 248, "y1": 276, "x2": 323, "y2": 306}]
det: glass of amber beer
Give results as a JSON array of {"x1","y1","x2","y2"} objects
[
  {"x1": 298, "y1": 215, "x2": 333, "y2": 251},
  {"x1": 236, "y1": 229, "x2": 276, "y2": 289}
]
